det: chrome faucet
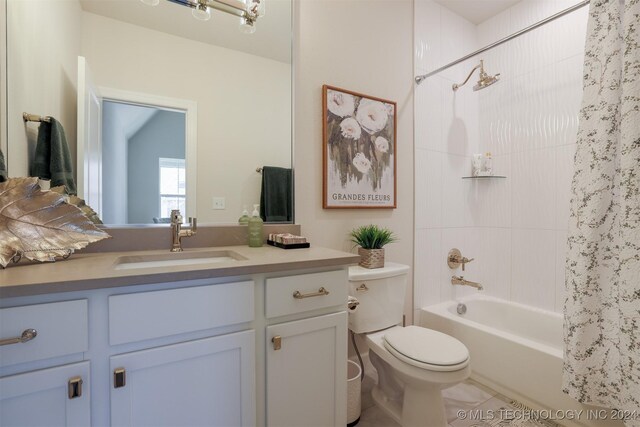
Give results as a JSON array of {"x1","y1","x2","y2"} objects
[
  {"x1": 451, "y1": 275, "x2": 483, "y2": 290},
  {"x1": 170, "y1": 209, "x2": 197, "y2": 252}
]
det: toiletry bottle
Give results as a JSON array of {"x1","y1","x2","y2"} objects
[
  {"x1": 483, "y1": 152, "x2": 493, "y2": 176},
  {"x1": 248, "y1": 204, "x2": 264, "y2": 247},
  {"x1": 238, "y1": 206, "x2": 250, "y2": 225},
  {"x1": 472, "y1": 154, "x2": 483, "y2": 177}
]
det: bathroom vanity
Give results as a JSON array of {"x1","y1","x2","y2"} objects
[{"x1": 0, "y1": 246, "x2": 359, "y2": 427}]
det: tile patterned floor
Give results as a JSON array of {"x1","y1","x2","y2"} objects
[{"x1": 356, "y1": 378, "x2": 551, "y2": 427}]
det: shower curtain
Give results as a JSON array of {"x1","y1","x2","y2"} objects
[{"x1": 564, "y1": 0, "x2": 640, "y2": 422}]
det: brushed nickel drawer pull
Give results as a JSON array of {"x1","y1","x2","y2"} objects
[
  {"x1": 293, "y1": 287, "x2": 330, "y2": 299},
  {"x1": 114, "y1": 368, "x2": 126, "y2": 388},
  {"x1": 0, "y1": 328, "x2": 37, "y2": 346},
  {"x1": 272, "y1": 336, "x2": 282, "y2": 350},
  {"x1": 68, "y1": 376, "x2": 83, "y2": 399}
]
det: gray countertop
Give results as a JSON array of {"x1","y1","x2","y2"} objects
[{"x1": 0, "y1": 245, "x2": 360, "y2": 298}]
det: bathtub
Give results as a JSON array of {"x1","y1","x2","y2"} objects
[{"x1": 420, "y1": 295, "x2": 621, "y2": 427}]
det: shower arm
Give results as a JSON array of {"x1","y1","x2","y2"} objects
[{"x1": 452, "y1": 62, "x2": 483, "y2": 91}]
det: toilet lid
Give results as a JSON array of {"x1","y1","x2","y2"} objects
[{"x1": 384, "y1": 326, "x2": 469, "y2": 367}]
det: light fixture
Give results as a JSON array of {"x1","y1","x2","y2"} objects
[{"x1": 141, "y1": 0, "x2": 265, "y2": 32}]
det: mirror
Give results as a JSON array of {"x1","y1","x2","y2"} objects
[{"x1": 4, "y1": 0, "x2": 292, "y2": 225}]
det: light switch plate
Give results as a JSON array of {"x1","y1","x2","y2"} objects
[{"x1": 213, "y1": 197, "x2": 225, "y2": 210}]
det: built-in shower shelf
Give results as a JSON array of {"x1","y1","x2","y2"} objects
[{"x1": 462, "y1": 176, "x2": 507, "y2": 179}]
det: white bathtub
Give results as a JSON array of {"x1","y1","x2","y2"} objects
[{"x1": 420, "y1": 295, "x2": 621, "y2": 427}]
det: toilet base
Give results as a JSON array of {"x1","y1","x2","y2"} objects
[
  {"x1": 366, "y1": 328, "x2": 470, "y2": 427},
  {"x1": 369, "y1": 362, "x2": 448, "y2": 427}
]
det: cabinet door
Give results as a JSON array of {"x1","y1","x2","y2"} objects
[
  {"x1": 0, "y1": 361, "x2": 90, "y2": 427},
  {"x1": 266, "y1": 312, "x2": 347, "y2": 427},
  {"x1": 110, "y1": 330, "x2": 255, "y2": 427}
]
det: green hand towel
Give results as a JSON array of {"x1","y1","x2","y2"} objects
[
  {"x1": 259, "y1": 166, "x2": 292, "y2": 222},
  {"x1": 32, "y1": 118, "x2": 76, "y2": 195},
  {"x1": 0, "y1": 148, "x2": 7, "y2": 182}
]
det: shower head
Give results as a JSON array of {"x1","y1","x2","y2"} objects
[{"x1": 452, "y1": 60, "x2": 500, "y2": 92}]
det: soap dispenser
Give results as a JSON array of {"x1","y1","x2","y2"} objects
[
  {"x1": 248, "y1": 204, "x2": 264, "y2": 247},
  {"x1": 238, "y1": 206, "x2": 250, "y2": 225}
]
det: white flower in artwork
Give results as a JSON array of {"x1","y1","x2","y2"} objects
[
  {"x1": 352, "y1": 152, "x2": 372, "y2": 174},
  {"x1": 356, "y1": 99, "x2": 389, "y2": 134},
  {"x1": 374, "y1": 136, "x2": 389, "y2": 153},
  {"x1": 340, "y1": 118, "x2": 362, "y2": 139},
  {"x1": 327, "y1": 90, "x2": 355, "y2": 117}
]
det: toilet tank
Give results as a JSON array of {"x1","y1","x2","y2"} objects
[{"x1": 348, "y1": 262, "x2": 410, "y2": 334}]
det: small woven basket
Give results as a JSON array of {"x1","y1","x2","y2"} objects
[{"x1": 358, "y1": 248, "x2": 385, "y2": 269}]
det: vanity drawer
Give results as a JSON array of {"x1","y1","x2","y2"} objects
[
  {"x1": 109, "y1": 281, "x2": 254, "y2": 345},
  {"x1": 0, "y1": 300, "x2": 88, "y2": 368},
  {"x1": 265, "y1": 270, "x2": 347, "y2": 318}
]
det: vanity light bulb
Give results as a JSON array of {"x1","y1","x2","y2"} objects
[
  {"x1": 140, "y1": 0, "x2": 160, "y2": 6},
  {"x1": 192, "y1": 4, "x2": 211, "y2": 21},
  {"x1": 239, "y1": 17, "x2": 256, "y2": 34}
]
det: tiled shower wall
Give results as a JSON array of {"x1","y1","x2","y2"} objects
[{"x1": 414, "y1": 0, "x2": 588, "y2": 316}]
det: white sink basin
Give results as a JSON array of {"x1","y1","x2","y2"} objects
[{"x1": 114, "y1": 250, "x2": 246, "y2": 270}]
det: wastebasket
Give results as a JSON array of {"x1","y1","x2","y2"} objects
[{"x1": 347, "y1": 359, "x2": 362, "y2": 426}]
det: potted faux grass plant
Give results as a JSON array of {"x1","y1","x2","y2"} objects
[{"x1": 349, "y1": 224, "x2": 397, "y2": 269}]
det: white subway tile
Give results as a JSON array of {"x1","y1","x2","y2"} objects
[
  {"x1": 555, "y1": 144, "x2": 576, "y2": 230},
  {"x1": 442, "y1": 154, "x2": 468, "y2": 227},
  {"x1": 511, "y1": 148, "x2": 556, "y2": 229},
  {"x1": 415, "y1": 77, "x2": 443, "y2": 151},
  {"x1": 415, "y1": 149, "x2": 443, "y2": 229},
  {"x1": 512, "y1": 228, "x2": 556, "y2": 310},
  {"x1": 414, "y1": 0, "x2": 442, "y2": 74},
  {"x1": 414, "y1": 228, "x2": 443, "y2": 308},
  {"x1": 555, "y1": 229, "x2": 568, "y2": 313}
]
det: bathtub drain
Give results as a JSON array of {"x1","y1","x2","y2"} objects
[{"x1": 457, "y1": 303, "x2": 467, "y2": 315}]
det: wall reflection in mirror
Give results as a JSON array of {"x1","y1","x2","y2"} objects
[{"x1": 3, "y1": 0, "x2": 292, "y2": 225}]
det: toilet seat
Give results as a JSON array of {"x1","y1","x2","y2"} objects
[{"x1": 383, "y1": 326, "x2": 469, "y2": 372}]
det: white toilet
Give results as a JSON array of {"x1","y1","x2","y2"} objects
[{"x1": 349, "y1": 262, "x2": 470, "y2": 427}]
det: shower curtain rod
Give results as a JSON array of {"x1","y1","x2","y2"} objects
[{"x1": 415, "y1": 0, "x2": 590, "y2": 84}]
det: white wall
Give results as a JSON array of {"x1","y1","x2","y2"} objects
[
  {"x1": 80, "y1": 12, "x2": 291, "y2": 224},
  {"x1": 294, "y1": 0, "x2": 415, "y2": 322},
  {"x1": 6, "y1": 0, "x2": 81, "y2": 177},
  {"x1": 414, "y1": 0, "x2": 588, "y2": 315}
]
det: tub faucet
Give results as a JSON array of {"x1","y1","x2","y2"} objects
[
  {"x1": 451, "y1": 275, "x2": 483, "y2": 290},
  {"x1": 170, "y1": 209, "x2": 197, "y2": 252}
]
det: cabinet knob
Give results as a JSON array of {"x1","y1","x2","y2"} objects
[{"x1": 272, "y1": 336, "x2": 282, "y2": 351}]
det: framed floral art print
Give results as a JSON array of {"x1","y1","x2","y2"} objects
[{"x1": 322, "y1": 85, "x2": 397, "y2": 209}]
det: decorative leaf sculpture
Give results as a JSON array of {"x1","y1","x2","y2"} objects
[
  {"x1": 50, "y1": 186, "x2": 103, "y2": 224},
  {"x1": 0, "y1": 177, "x2": 110, "y2": 267}
]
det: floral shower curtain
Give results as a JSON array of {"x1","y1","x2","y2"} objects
[{"x1": 564, "y1": 0, "x2": 640, "y2": 422}]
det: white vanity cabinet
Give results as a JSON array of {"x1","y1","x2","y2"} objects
[
  {"x1": 265, "y1": 270, "x2": 348, "y2": 427},
  {"x1": 0, "y1": 361, "x2": 91, "y2": 426},
  {"x1": 108, "y1": 281, "x2": 256, "y2": 427},
  {"x1": 0, "y1": 257, "x2": 355, "y2": 427},
  {"x1": 110, "y1": 331, "x2": 255, "y2": 427},
  {"x1": 0, "y1": 300, "x2": 90, "y2": 427}
]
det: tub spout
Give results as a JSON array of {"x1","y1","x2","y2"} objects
[{"x1": 451, "y1": 275, "x2": 483, "y2": 290}]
